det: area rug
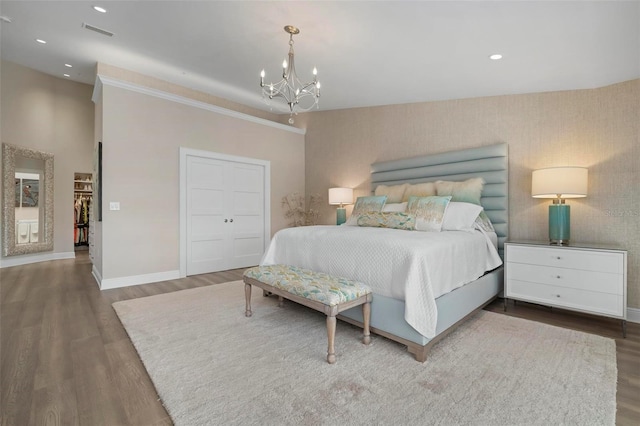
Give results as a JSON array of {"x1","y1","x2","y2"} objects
[{"x1": 113, "y1": 281, "x2": 617, "y2": 425}]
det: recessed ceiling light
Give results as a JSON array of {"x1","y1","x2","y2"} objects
[
  {"x1": 63, "y1": 74, "x2": 70, "y2": 78},
  {"x1": 93, "y1": 6, "x2": 107, "y2": 13},
  {"x1": 65, "y1": 63, "x2": 73, "y2": 68},
  {"x1": 489, "y1": 54, "x2": 503, "y2": 60},
  {"x1": 36, "y1": 38, "x2": 47, "y2": 44}
]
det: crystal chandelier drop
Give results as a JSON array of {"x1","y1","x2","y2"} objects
[{"x1": 260, "y1": 25, "x2": 321, "y2": 124}]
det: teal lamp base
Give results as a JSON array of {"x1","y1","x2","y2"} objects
[
  {"x1": 549, "y1": 204, "x2": 570, "y2": 245},
  {"x1": 336, "y1": 208, "x2": 347, "y2": 225}
]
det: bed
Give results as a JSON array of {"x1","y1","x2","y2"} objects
[{"x1": 263, "y1": 143, "x2": 508, "y2": 361}]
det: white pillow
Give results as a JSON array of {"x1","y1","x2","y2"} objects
[
  {"x1": 442, "y1": 202, "x2": 484, "y2": 232},
  {"x1": 381, "y1": 202, "x2": 408, "y2": 213}
]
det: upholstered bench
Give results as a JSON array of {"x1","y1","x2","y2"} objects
[{"x1": 243, "y1": 264, "x2": 372, "y2": 364}]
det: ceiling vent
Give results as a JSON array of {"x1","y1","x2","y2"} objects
[{"x1": 82, "y1": 22, "x2": 114, "y2": 37}]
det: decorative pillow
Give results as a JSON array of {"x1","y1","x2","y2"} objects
[
  {"x1": 402, "y1": 182, "x2": 437, "y2": 202},
  {"x1": 381, "y1": 202, "x2": 408, "y2": 213},
  {"x1": 435, "y1": 177, "x2": 485, "y2": 205},
  {"x1": 357, "y1": 212, "x2": 416, "y2": 230},
  {"x1": 406, "y1": 195, "x2": 452, "y2": 232},
  {"x1": 374, "y1": 184, "x2": 409, "y2": 203},
  {"x1": 474, "y1": 211, "x2": 496, "y2": 233},
  {"x1": 442, "y1": 202, "x2": 483, "y2": 232},
  {"x1": 345, "y1": 195, "x2": 388, "y2": 226}
]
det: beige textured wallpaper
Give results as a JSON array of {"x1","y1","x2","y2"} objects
[{"x1": 303, "y1": 80, "x2": 639, "y2": 309}]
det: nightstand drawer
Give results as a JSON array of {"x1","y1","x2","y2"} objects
[
  {"x1": 506, "y1": 245, "x2": 623, "y2": 274},
  {"x1": 506, "y1": 263, "x2": 623, "y2": 295},
  {"x1": 508, "y1": 279, "x2": 624, "y2": 318}
]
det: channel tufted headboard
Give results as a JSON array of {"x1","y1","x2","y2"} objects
[{"x1": 370, "y1": 143, "x2": 508, "y2": 257}]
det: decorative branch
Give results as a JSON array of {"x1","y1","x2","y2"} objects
[{"x1": 282, "y1": 192, "x2": 322, "y2": 226}]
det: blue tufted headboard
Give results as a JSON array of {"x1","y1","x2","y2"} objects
[{"x1": 370, "y1": 143, "x2": 508, "y2": 257}]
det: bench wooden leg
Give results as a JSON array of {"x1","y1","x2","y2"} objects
[
  {"x1": 362, "y1": 301, "x2": 371, "y2": 345},
  {"x1": 278, "y1": 296, "x2": 284, "y2": 307},
  {"x1": 326, "y1": 315, "x2": 337, "y2": 364},
  {"x1": 244, "y1": 283, "x2": 252, "y2": 317}
]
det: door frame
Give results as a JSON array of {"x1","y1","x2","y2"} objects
[{"x1": 179, "y1": 147, "x2": 271, "y2": 278}]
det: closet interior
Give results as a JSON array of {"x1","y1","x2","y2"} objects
[{"x1": 74, "y1": 172, "x2": 92, "y2": 250}]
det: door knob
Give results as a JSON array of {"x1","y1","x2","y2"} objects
[
  {"x1": 224, "y1": 219, "x2": 228, "y2": 223},
  {"x1": 230, "y1": 219, "x2": 234, "y2": 223}
]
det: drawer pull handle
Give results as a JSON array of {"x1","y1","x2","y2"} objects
[
  {"x1": 556, "y1": 256, "x2": 561, "y2": 260},
  {"x1": 556, "y1": 275, "x2": 561, "y2": 279},
  {"x1": 556, "y1": 294, "x2": 561, "y2": 298}
]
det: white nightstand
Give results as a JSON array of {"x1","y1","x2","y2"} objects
[{"x1": 504, "y1": 241, "x2": 627, "y2": 337}]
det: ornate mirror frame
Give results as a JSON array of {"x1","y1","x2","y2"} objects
[{"x1": 2, "y1": 143, "x2": 54, "y2": 256}]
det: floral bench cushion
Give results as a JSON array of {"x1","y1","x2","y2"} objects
[{"x1": 243, "y1": 264, "x2": 371, "y2": 307}]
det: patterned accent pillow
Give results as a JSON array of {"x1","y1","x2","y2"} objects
[
  {"x1": 402, "y1": 182, "x2": 437, "y2": 202},
  {"x1": 374, "y1": 184, "x2": 408, "y2": 203},
  {"x1": 345, "y1": 195, "x2": 388, "y2": 226},
  {"x1": 357, "y1": 212, "x2": 416, "y2": 230},
  {"x1": 435, "y1": 177, "x2": 485, "y2": 205},
  {"x1": 406, "y1": 195, "x2": 452, "y2": 232},
  {"x1": 381, "y1": 202, "x2": 408, "y2": 213}
]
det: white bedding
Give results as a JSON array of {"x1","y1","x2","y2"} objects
[{"x1": 261, "y1": 225, "x2": 503, "y2": 339}]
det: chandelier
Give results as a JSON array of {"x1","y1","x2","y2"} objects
[{"x1": 260, "y1": 25, "x2": 321, "y2": 124}]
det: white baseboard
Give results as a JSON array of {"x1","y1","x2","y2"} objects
[
  {"x1": 99, "y1": 269, "x2": 181, "y2": 290},
  {"x1": 0, "y1": 251, "x2": 75, "y2": 268},
  {"x1": 92, "y1": 265, "x2": 103, "y2": 289},
  {"x1": 627, "y1": 307, "x2": 640, "y2": 324}
]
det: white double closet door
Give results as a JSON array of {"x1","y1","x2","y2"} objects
[{"x1": 185, "y1": 152, "x2": 268, "y2": 276}]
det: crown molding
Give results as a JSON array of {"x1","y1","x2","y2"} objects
[{"x1": 92, "y1": 75, "x2": 306, "y2": 135}]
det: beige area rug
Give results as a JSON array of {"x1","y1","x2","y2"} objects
[{"x1": 113, "y1": 281, "x2": 617, "y2": 425}]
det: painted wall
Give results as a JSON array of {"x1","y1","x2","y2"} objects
[
  {"x1": 95, "y1": 72, "x2": 305, "y2": 281},
  {"x1": 92, "y1": 87, "x2": 104, "y2": 277},
  {"x1": 303, "y1": 79, "x2": 640, "y2": 309},
  {"x1": 0, "y1": 61, "x2": 95, "y2": 263}
]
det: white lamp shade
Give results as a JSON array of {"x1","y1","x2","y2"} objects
[
  {"x1": 532, "y1": 167, "x2": 588, "y2": 199},
  {"x1": 328, "y1": 187, "x2": 353, "y2": 205}
]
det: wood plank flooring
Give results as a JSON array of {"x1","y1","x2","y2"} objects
[{"x1": 1, "y1": 253, "x2": 638, "y2": 425}]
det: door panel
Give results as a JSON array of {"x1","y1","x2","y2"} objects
[
  {"x1": 233, "y1": 191, "x2": 262, "y2": 215},
  {"x1": 191, "y1": 188, "x2": 224, "y2": 214},
  {"x1": 230, "y1": 236, "x2": 265, "y2": 269},
  {"x1": 187, "y1": 157, "x2": 229, "y2": 275},
  {"x1": 230, "y1": 163, "x2": 264, "y2": 268},
  {"x1": 186, "y1": 155, "x2": 265, "y2": 275}
]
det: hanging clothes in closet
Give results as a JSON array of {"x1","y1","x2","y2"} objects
[{"x1": 74, "y1": 195, "x2": 91, "y2": 246}]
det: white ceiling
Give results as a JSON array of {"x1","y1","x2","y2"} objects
[{"x1": 1, "y1": 1, "x2": 638, "y2": 113}]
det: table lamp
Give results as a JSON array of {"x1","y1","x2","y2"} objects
[
  {"x1": 532, "y1": 167, "x2": 588, "y2": 245},
  {"x1": 328, "y1": 187, "x2": 353, "y2": 225}
]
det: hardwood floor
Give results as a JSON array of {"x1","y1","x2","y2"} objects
[{"x1": 1, "y1": 253, "x2": 638, "y2": 425}]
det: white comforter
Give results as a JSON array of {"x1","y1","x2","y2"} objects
[{"x1": 261, "y1": 225, "x2": 503, "y2": 338}]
